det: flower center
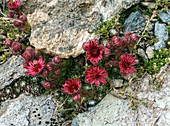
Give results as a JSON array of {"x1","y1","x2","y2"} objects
[
  {"x1": 70, "y1": 84, "x2": 78, "y2": 93},
  {"x1": 123, "y1": 61, "x2": 130, "y2": 69},
  {"x1": 91, "y1": 48, "x2": 100, "y2": 57}
]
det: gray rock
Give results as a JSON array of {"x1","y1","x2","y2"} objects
[
  {"x1": 123, "y1": 11, "x2": 146, "y2": 34},
  {"x1": 159, "y1": 10, "x2": 170, "y2": 23},
  {"x1": 146, "y1": 46, "x2": 154, "y2": 59},
  {"x1": 72, "y1": 65, "x2": 170, "y2": 126},
  {"x1": 0, "y1": 94, "x2": 61, "y2": 126},
  {"x1": 141, "y1": 2, "x2": 156, "y2": 9},
  {"x1": 0, "y1": 35, "x2": 6, "y2": 39},
  {"x1": 138, "y1": 48, "x2": 148, "y2": 59},
  {"x1": 112, "y1": 79, "x2": 124, "y2": 88},
  {"x1": 26, "y1": 0, "x2": 140, "y2": 58},
  {"x1": 154, "y1": 22, "x2": 168, "y2": 50},
  {"x1": 0, "y1": 55, "x2": 26, "y2": 90},
  {"x1": 72, "y1": 94, "x2": 137, "y2": 126},
  {"x1": 110, "y1": 29, "x2": 118, "y2": 36}
]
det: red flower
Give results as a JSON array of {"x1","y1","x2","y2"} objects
[
  {"x1": 24, "y1": 56, "x2": 45, "y2": 76},
  {"x1": 8, "y1": 0, "x2": 21, "y2": 10},
  {"x1": 63, "y1": 78, "x2": 81, "y2": 95},
  {"x1": 83, "y1": 39, "x2": 98, "y2": 51},
  {"x1": 83, "y1": 39, "x2": 104, "y2": 63},
  {"x1": 119, "y1": 53, "x2": 137, "y2": 75},
  {"x1": 85, "y1": 66, "x2": 108, "y2": 86}
]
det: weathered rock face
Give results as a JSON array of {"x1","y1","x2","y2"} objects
[
  {"x1": 0, "y1": 55, "x2": 26, "y2": 90},
  {"x1": 154, "y1": 22, "x2": 168, "y2": 50},
  {"x1": 159, "y1": 9, "x2": 170, "y2": 23},
  {"x1": 26, "y1": 0, "x2": 140, "y2": 58},
  {"x1": 0, "y1": 94, "x2": 62, "y2": 126},
  {"x1": 72, "y1": 64, "x2": 170, "y2": 126},
  {"x1": 123, "y1": 11, "x2": 146, "y2": 34}
]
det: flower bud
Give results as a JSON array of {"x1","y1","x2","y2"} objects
[
  {"x1": 22, "y1": 50, "x2": 33, "y2": 61},
  {"x1": 46, "y1": 62, "x2": 55, "y2": 71},
  {"x1": 104, "y1": 48, "x2": 110, "y2": 57},
  {"x1": 14, "y1": 19, "x2": 23, "y2": 27},
  {"x1": 130, "y1": 34, "x2": 138, "y2": 42},
  {"x1": 7, "y1": 12, "x2": 14, "y2": 18},
  {"x1": 43, "y1": 81, "x2": 51, "y2": 90},
  {"x1": 41, "y1": 70, "x2": 48, "y2": 78},
  {"x1": 73, "y1": 94, "x2": 81, "y2": 102},
  {"x1": 123, "y1": 38, "x2": 129, "y2": 44},
  {"x1": 25, "y1": 46, "x2": 34, "y2": 51},
  {"x1": 12, "y1": 41, "x2": 22, "y2": 52},
  {"x1": 124, "y1": 32, "x2": 132, "y2": 38},
  {"x1": 21, "y1": 26, "x2": 27, "y2": 32},
  {"x1": 19, "y1": 15, "x2": 27, "y2": 21},
  {"x1": 106, "y1": 42, "x2": 112, "y2": 49},
  {"x1": 91, "y1": 39, "x2": 99, "y2": 43},
  {"x1": 4, "y1": 39, "x2": 13, "y2": 47},
  {"x1": 54, "y1": 68, "x2": 61, "y2": 76},
  {"x1": 52, "y1": 56, "x2": 61, "y2": 64},
  {"x1": 112, "y1": 36, "x2": 122, "y2": 46}
]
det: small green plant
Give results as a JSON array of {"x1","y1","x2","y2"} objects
[
  {"x1": 95, "y1": 17, "x2": 117, "y2": 37},
  {"x1": 141, "y1": 48, "x2": 170, "y2": 75}
]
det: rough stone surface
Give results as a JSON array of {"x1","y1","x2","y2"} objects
[
  {"x1": 154, "y1": 22, "x2": 169, "y2": 50},
  {"x1": 72, "y1": 94, "x2": 137, "y2": 126},
  {"x1": 0, "y1": 94, "x2": 61, "y2": 126},
  {"x1": 112, "y1": 79, "x2": 123, "y2": 88},
  {"x1": 138, "y1": 48, "x2": 148, "y2": 59},
  {"x1": 141, "y1": 2, "x2": 156, "y2": 9},
  {"x1": 72, "y1": 64, "x2": 170, "y2": 126},
  {"x1": 123, "y1": 11, "x2": 146, "y2": 34},
  {"x1": 0, "y1": 55, "x2": 26, "y2": 90},
  {"x1": 159, "y1": 10, "x2": 170, "y2": 23},
  {"x1": 26, "y1": 0, "x2": 140, "y2": 58}
]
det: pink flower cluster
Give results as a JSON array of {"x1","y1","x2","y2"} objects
[
  {"x1": 7, "y1": 0, "x2": 28, "y2": 32},
  {"x1": 82, "y1": 32, "x2": 138, "y2": 76},
  {"x1": 4, "y1": 39, "x2": 62, "y2": 90},
  {"x1": 22, "y1": 47, "x2": 62, "y2": 89}
]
